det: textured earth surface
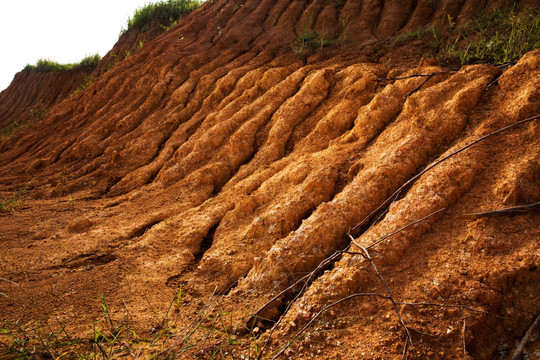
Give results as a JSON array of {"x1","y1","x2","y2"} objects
[{"x1": 1, "y1": 0, "x2": 539, "y2": 359}]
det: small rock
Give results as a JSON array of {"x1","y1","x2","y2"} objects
[
  {"x1": 289, "y1": 321, "x2": 296, "y2": 329},
  {"x1": 67, "y1": 217, "x2": 94, "y2": 233}
]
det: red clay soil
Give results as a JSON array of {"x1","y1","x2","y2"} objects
[
  {"x1": 0, "y1": 70, "x2": 91, "y2": 131},
  {"x1": 0, "y1": 0, "x2": 539, "y2": 359}
]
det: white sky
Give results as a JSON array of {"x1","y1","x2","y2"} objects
[{"x1": 0, "y1": 0, "x2": 163, "y2": 92}]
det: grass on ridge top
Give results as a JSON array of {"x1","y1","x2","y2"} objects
[
  {"x1": 23, "y1": 54, "x2": 101, "y2": 73},
  {"x1": 439, "y1": 7, "x2": 540, "y2": 64},
  {"x1": 124, "y1": 0, "x2": 202, "y2": 32},
  {"x1": 391, "y1": 7, "x2": 540, "y2": 65}
]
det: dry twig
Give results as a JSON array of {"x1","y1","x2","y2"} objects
[
  {"x1": 374, "y1": 71, "x2": 456, "y2": 82},
  {"x1": 351, "y1": 113, "x2": 540, "y2": 233},
  {"x1": 366, "y1": 208, "x2": 446, "y2": 250},
  {"x1": 159, "y1": 286, "x2": 219, "y2": 358},
  {"x1": 269, "y1": 292, "x2": 388, "y2": 360},
  {"x1": 264, "y1": 207, "x2": 503, "y2": 359},
  {"x1": 509, "y1": 314, "x2": 540, "y2": 360},
  {"x1": 396, "y1": 301, "x2": 504, "y2": 319},
  {"x1": 462, "y1": 320, "x2": 467, "y2": 360},
  {"x1": 348, "y1": 236, "x2": 418, "y2": 359},
  {"x1": 256, "y1": 247, "x2": 349, "y2": 358},
  {"x1": 461, "y1": 201, "x2": 540, "y2": 218}
]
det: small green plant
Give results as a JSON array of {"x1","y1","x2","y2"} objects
[
  {"x1": 292, "y1": 30, "x2": 332, "y2": 57},
  {"x1": 215, "y1": 8, "x2": 224, "y2": 36},
  {"x1": 388, "y1": 7, "x2": 539, "y2": 65},
  {"x1": 61, "y1": 194, "x2": 75, "y2": 211},
  {"x1": 71, "y1": 75, "x2": 93, "y2": 97},
  {"x1": 0, "y1": 185, "x2": 29, "y2": 212},
  {"x1": 232, "y1": 3, "x2": 242, "y2": 13},
  {"x1": 138, "y1": 39, "x2": 146, "y2": 50},
  {"x1": 0, "y1": 290, "x2": 291, "y2": 359},
  {"x1": 332, "y1": 0, "x2": 346, "y2": 7},
  {"x1": 106, "y1": 52, "x2": 119, "y2": 72},
  {"x1": 160, "y1": 16, "x2": 178, "y2": 32},
  {"x1": 339, "y1": 15, "x2": 351, "y2": 47},
  {"x1": 29, "y1": 107, "x2": 47, "y2": 122}
]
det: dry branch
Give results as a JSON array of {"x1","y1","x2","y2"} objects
[
  {"x1": 262, "y1": 204, "x2": 505, "y2": 359},
  {"x1": 159, "y1": 286, "x2": 219, "y2": 358},
  {"x1": 269, "y1": 292, "x2": 388, "y2": 360},
  {"x1": 348, "y1": 237, "x2": 417, "y2": 359},
  {"x1": 509, "y1": 314, "x2": 540, "y2": 360},
  {"x1": 256, "y1": 247, "x2": 348, "y2": 358},
  {"x1": 396, "y1": 301, "x2": 504, "y2": 319},
  {"x1": 462, "y1": 320, "x2": 467, "y2": 360},
  {"x1": 461, "y1": 201, "x2": 540, "y2": 218},
  {"x1": 366, "y1": 208, "x2": 446, "y2": 250},
  {"x1": 405, "y1": 76, "x2": 432, "y2": 98},
  {"x1": 351, "y1": 113, "x2": 540, "y2": 233},
  {"x1": 374, "y1": 71, "x2": 456, "y2": 82}
]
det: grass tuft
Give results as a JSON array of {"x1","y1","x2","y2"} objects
[
  {"x1": 0, "y1": 290, "x2": 273, "y2": 359},
  {"x1": 0, "y1": 185, "x2": 29, "y2": 212}
]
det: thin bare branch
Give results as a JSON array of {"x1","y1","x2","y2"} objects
[
  {"x1": 374, "y1": 71, "x2": 456, "y2": 82},
  {"x1": 462, "y1": 320, "x2": 467, "y2": 360},
  {"x1": 396, "y1": 301, "x2": 505, "y2": 319},
  {"x1": 352, "y1": 240, "x2": 417, "y2": 359},
  {"x1": 270, "y1": 292, "x2": 387, "y2": 360},
  {"x1": 257, "y1": 247, "x2": 348, "y2": 358},
  {"x1": 351, "y1": 113, "x2": 540, "y2": 233},
  {"x1": 366, "y1": 208, "x2": 446, "y2": 250},
  {"x1": 509, "y1": 314, "x2": 540, "y2": 360},
  {"x1": 0, "y1": 277, "x2": 20, "y2": 287},
  {"x1": 461, "y1": 201, "x2": 540, "y2": 218},
  {"x1": 406, "y1": 75, "x2": 432, "y2": 98}
]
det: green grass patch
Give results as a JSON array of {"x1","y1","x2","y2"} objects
[
  {"x1": 23, "y1": 54, "x2": 101, "y2": 73},
  {"x1": 439, "y1": 9, "x2": 540, "y2": 64},
  {"x1": 389, "y1": 8, "x2": 540, "y2": 65},
  {"x1": 392, "y1": 26, "x2": 442, "y2": 49},
  {"x1": 0, "y1": 291, "x2": 276, "y2": 359},
  {"x1": 123, "y1": 0, "x2": 202, "y2": 33}
]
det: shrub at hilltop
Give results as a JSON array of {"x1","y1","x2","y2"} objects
[
  {"x1": 125, "y1": 0, "x2": 202, "y2": 32},
  {"x1": 23, "y1": 54, "x2": 101, "y2": 73}
]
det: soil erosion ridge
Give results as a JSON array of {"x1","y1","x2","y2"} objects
[{"x1": 0, "y1": 0, "x2": 539, "y2": 359}]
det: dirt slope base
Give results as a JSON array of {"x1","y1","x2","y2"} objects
[{"x1": 0, "y1": 0, "x2": 539, "y2": 358}]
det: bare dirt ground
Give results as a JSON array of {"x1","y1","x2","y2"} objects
[{"x1": 1, "y1": 0, "x2": 539, "y2": 359}]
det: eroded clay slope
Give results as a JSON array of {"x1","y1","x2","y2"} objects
[
  {"x1": 0, "y1": 0, "x2": 539, "y2": 359},
  {"x1": 0, "y1": 69, "x2": 90, "y2": 132}
]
